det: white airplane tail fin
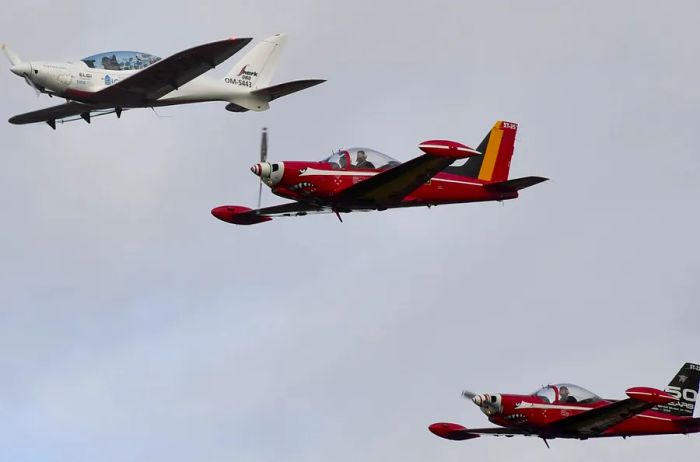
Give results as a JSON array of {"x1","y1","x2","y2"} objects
[
  {"x1": 1, "y1": 44, "x2": 22, "y2": 66},
  {"x1": 225, "y1": 33, "x2": 287, "y2": 90},
  {"x1": 223, "y1": 34, "x2": 325, "y2": 112}
]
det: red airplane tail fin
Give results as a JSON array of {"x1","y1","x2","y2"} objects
[
  {"x1": 653, "y1": 362, "x2": 700, "y2": 417},
  {"x1": 442, "y1": 121, "x2": 518, "y2": 182}
]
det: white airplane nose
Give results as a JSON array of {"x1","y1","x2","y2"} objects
[
  {"x1": 472, "y1": 395, "x2": 483, "y2": 406},
  {"x1": 10, "y1": 62, "x2": 31, "y2": 77}
]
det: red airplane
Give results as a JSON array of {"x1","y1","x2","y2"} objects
[
  {"x1": 211, "y1": 120, "x2": 547, "y2": 225},
  {"x1": 429, "y1": 362, "x2": 700, "y2": 446}
]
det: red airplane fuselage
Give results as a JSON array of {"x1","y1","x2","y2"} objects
[
  {"x1": 264, "y1": 160, "x2": 517, "y2": 210},
  {"x1": 481, "y1": 392, "x2": 699, "y2": 438}
]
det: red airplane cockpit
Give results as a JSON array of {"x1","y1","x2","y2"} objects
[
  {"x1": 470, "y1": 384, "x2": 604, "y2": 419},
  {"x1": 531, "y1": 384, "x2": 603, "y2": 404},
  {"x1": 321, "y1": 148, "x2": 401, "y2": 171}
]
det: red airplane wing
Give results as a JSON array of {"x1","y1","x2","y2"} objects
[
  {"x1": 543, "y1": 399, "x2": 652, "y2": 436},
  {"x1": 543, "y1": 387, "x2": 676, "y2": 437},
  {"x1": 71, "y1": 37, "x2": 252, "y2": 105},
  {"x1": 429, "y1": 422, "x2": 532, "y2": 440},
  {"x1": 247, "y1": 202, "x2": 331, "y2": 217},
  {"x1": 212, "y1": 202, "x2": 331, "y2": 225},
  {"x1": 335, "y1": 142, "x2": 479, "y2": 207}
]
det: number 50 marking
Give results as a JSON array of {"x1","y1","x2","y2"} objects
[{"x1": 666, "y1": 386, "x2": 698, "y2": 402}]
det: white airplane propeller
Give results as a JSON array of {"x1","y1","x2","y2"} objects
[{"x1": 2, "y1": 44, "x2": 40, "y2": 97}]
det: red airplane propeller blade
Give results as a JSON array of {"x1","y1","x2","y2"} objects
[{"x1": 257, "y1": 127, "x2": 268, "y2": 210}]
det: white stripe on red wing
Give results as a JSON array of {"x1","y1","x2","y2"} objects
[{"x1": 298, "y1": 168, "x2": 483, "y2": 186}]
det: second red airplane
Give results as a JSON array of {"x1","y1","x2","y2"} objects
[{"x1": 430, "y1": 362, "x2": 700, "y2": 446}]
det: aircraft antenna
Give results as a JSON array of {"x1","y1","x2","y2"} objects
[{"x1": 149, "y1": 107, "x2": 172, "y2": 118}]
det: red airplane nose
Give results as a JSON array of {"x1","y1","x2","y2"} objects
[{"x1": 251, "y1": 163, "x2": 261, "y2": 176}]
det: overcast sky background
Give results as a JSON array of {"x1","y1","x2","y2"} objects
[{"x1": 1, "y1": 1, "x2": 699, "y2": 461}]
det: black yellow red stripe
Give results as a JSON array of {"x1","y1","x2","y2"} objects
[{"x1": 478, "y1": 121, "x2": 504, "y2": 181}]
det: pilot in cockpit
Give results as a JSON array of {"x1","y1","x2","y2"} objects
[
  {"x1": 559, "y1": 386, "x2": 577, "y2": 403},
  {"x1": 354, "y1": 150, "x2": 375, "y2": 169}
]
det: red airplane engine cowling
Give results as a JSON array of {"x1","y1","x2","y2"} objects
[
  {"x1": 274, "y1": 161, "x2": 350, "y2": 200},
  {"x1": 418, "y1": 140, "x2": 480, "y2": 158},
  {"x1": 494, "y1": 394, "x2": 551, "y2": 427},
  {"x1": 626, "y1": 387, "x2": 676, "y2": 405}
]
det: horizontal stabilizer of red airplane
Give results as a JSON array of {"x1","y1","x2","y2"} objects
[
  {"x1": 418, "y1": 140, "x2": 480, "y2": 159},
  {"x1": 428, "y1": 423, "x2": 480, "y2": 440},
  {"x1": 484, "y1": 176, "x2": 549, "y2": 193},
  {"x1": 626, "y1": 387, "x2": 676, "y2": 405},
  {"x1": 678, "y1": 418, "x2": 700, "y2": 432}
]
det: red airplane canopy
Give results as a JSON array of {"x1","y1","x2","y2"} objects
[
  {"x1": 532, "y1": 384, "x2": 603, "y2": 404},
  {"x1": 322, "y1": 148, "x2": 401, "y2": 170}
]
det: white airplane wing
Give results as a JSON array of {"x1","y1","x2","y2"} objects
[
  {"x1": 9, "y1": 101, "x2": 109, "y2": 128},
  {"x1": 66, "y1": 37, "x2": 252, "y2": 105}
]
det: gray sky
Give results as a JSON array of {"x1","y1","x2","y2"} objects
[{"x1": 1, "y1": 1, "x2": 699, "y2": 461}]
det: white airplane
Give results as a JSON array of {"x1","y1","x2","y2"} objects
[{"x1": 2, "y1": 33, "x2": 324, "y2": 129}]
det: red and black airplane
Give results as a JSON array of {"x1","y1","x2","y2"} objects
[
  {"x1": 211, "y1": 120, "x2": 547, "y2": 225},
  {"x1": 430, "y1": 362, "x2": 700, "y2": 446}
]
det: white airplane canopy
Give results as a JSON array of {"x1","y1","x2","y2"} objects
[{"x1": 81, "y1": 51, "x2": 161, "y2": 70}]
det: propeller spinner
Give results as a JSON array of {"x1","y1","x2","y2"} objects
[
  {"x1": 469, "y1": 392, "x2": 503, "y2": 416},
  {"x1": 3, "y1": 46, "x2": 41, "y2": 97}
]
